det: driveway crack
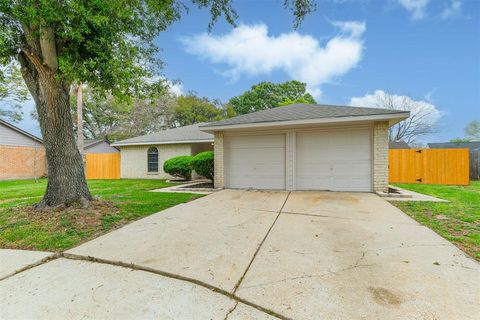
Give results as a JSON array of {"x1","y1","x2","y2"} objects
[
  {"x1": 223, "y1": 302, "x2": 238, "y2": 320},
  {"x1": 231, "y1": 192, "x2": 291, "y2": 295}
]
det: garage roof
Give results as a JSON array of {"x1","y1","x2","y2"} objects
[
  {"x1": 200, "y1": 104, "x2": 409, "y2": 130},
  {"x1": 111, "y1": 123, "x2": 213, "y2": 147}
]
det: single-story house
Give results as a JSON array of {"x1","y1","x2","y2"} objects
[
  {"x1": 389, "y1": 140, "x2": 410, "y2": 149},
  {"x1": 0, "y1": 119, "x2": 46, "y2": 180},
  {"x1": 84, "y1": 139, "x2": 119, "y2": 154},
  {"x1": 111, "y1": 123, "x2": 213, "y2": 179},
  {"x1": 200, "y1": 104, "x2": 409, "y2": 193}
]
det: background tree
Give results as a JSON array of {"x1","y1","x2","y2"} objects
[
  {"x1": 164, "y1": 93, "x2": 232, "y2": 128},
  {"x1": 0, "y1": 64, "x2": 29, "y2": 122},
  {"x1": 366, "y1": 92, "x2": 438, "y2": 143},
  {"x1": 465, "y1": 120, "x2": 480, "y2": 141},
  {"x1": 0, "y1": 0, "x2": 315, "y2": 208},
  {"x1": 229, "y1": 80, "x2": 316, "y2": 115}
]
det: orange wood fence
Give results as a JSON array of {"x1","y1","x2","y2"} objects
[
  {"x1": 389, "y1": 149, "x2": 469, "y2": 185},
  {"x1": 85, "y1": 153, "x2": 120, "y2": 179}
]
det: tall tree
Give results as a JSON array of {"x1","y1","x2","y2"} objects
[
  {"x1": 0, "y1": 64, "x2": 29, "y2": 122},
  {"x1": 372, "y1": 93, "x2": 438, "y2": 143},
  {"x1": 464, "y1": 120, "x2": 480, "y2": 141},
  {"x1": 0, "y1": 0, "x2": 315, "y2": 209},
  {"x1": 229, "y1": 80, "x2": 316, "y2": 115},
  {"x1": 164, "y1": 94, "x2": 231, "y2": 128}
]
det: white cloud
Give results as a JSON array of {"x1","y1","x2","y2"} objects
[
  {"x1": 350, "y1": 90, "x2": 442, "y2": 124},
  {"x1": 168, "y1": 81, "x2": 184, "y2": 96},
  {"x1": 441, "y1": 0, "x2": 462, "y2": 19},
  {"x1": 181, "y1": 22, "x2": 366, "y2": 98},
  {"x1": 398, "y1": 0, "x2": 430, "y2": 20}
]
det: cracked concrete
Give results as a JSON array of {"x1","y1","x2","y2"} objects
[
  {"x1": 0, "y1": 249, "x2": 57, "y2": 280},
  {"x1": 235, "y1": 211, "x2": 480, "y2": 320},
  {"x1": 1, "y1": 190, "x2": 479, "y2": 319}
]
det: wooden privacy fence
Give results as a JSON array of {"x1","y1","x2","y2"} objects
[
  {"x1": 389, "y1": 148, "x2": 469, "y2": 185},
  {"x1": 85, "y1": 153, "x2": 120, "y2": 179}
]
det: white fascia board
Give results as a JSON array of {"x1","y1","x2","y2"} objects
[
  {"x1": 200, "y1": 113, "x2": 410, "y2": 132},
  {"x1": 112, "y1": 139, "x2": 214, "y2": 147}
]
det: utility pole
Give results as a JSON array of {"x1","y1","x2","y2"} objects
[{"x1": 76, "y1": 84, "x2": 84, "y2": 163}]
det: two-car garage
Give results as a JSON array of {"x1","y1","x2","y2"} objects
[
  {"x1": 223, "y1": 127, "x2": 372, "y2": 192},
  {"x1": 202, "y1": 103, "x2": 409, "y2": 193}
]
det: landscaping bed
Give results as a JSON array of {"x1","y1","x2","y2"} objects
[
  {"x1": 0, "y1": 179, "x2": 203, "y2": 251},
  {"x1": 391, "y1": 181, "x2": 480, "y2": 261}
]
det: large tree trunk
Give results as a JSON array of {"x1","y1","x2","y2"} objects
[{"x1": 18, "y1": 53, "x2": 92, "y2": 209}]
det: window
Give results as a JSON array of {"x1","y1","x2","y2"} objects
[{"x1": 147, "y1": 147, "x2": 158, "y2": 173}]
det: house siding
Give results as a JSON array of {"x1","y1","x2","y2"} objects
[
  {"x1": 0, "y1": 123, "x2": 42, "y2": 147},
  {"x1": 373, "y1": 121, "x2": 389, "y2": 193},
  {"x1": 120, "y1": 144, "x2": 192, "y2": 179}
]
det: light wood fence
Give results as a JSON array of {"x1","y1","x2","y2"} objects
[
  {"x1": 389, "y1": 149, "x2": 469, "y2": 185},
  {"x1": 85, "y1": 153, "x2": 120, "y2": 179}
]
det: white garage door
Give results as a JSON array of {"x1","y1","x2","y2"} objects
[
  {"x1": 225, "y1": 134, "x2": 286, "y2": 189},
  {"x1": 296, "y1": 128, "x2": 372, "y2": 192}
]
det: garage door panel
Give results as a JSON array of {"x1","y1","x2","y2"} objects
[
  {"x1": 225, "y1": 134, "x2": 286, "y2": 190},
  {"x1": 296, "y1": 129, "x2": 372, "y2": 192}
]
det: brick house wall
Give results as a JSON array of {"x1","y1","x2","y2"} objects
[{"x1": 0, "y1": 145, "x2": 47, "y2": 180}]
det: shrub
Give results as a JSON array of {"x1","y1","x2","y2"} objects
[
  {"x1": 163, "y1": 155, "x2": 193, "y2": 180},
  {"x1": 191, "y1": 151, "x2": 214, "y2": 181}
]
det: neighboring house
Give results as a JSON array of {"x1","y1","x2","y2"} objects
[
  {"x1": 0, "y1": 119, "x2": 46, "y2": 180},
  {"x1": 84, "y1": 139, "x2": 119, "y2": 154},
  {"x1": 428, "y1": 141, "x2": 480, "y2": 180},
  {"x1": 111, "y1": 123, "x2": 213, "y2": 179},
  {"x1": 200, "y1": 104, "x2": 409, "y2": 193},
  {"x1": 389, "y1": 141, "x2": 410, "y2": 149}
]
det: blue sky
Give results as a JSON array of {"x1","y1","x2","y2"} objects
[{"x1": 9, "y1": 0, "x2": 480, "y2": 142}]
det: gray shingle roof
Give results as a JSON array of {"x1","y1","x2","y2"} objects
[
  {"x1": 112, "y1": 123, "x2": 213, "y2": 146},
  {"x1": 201, "y1": 104, "x2": 409, "y2": 128}
]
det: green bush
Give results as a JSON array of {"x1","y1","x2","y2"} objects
[
  {"x1": 163, "y1": 156, "x2": 193, "y2": 180},
  {"x1": 191, "y1": 151, "x2": 214, "y2": 181}
]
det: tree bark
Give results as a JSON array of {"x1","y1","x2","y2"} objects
[{"x1": 18, "y1": 53, "x2": 92, "y2": 208}]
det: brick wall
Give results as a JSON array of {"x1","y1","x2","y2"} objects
[
  {"x1": 373, "y1": 121, "x2": 389, "y2": 192},
  {"x1": 213, "y1": 131, "x2": 224, "y2": 188},
  {"x1": 0, "y1": 145, "x2": 47, "y2": 180}
]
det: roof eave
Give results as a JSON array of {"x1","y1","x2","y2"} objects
[
  {"x1": 200, "y1": 113, "x2": 410, "y2": 132},
  {"x1": 0, "y1": 119, "x2": 43, "y2": 143},
  {"x1": 111, "y1": 139, "x2": 214, "y2": 147}
]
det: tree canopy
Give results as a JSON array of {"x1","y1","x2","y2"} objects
[
  {"x1": 229, "y1": 80, "x2": 316, "y2": 115},
  {"x1": 465, "y1": 120, "x2": 480, "y2": 141},
  {"x1": 0, "y1": 0, "x2": 316, "y2": 208},
  {"x1": 0, "y1": 64, "x2": 29, "y2": 122}
]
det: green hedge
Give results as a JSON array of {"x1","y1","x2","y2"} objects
[
  {"x1": 191, "y1": 151, "x2": 214, "y2": 181},
  {"x1": 163, "y1": 155, "x2": 193, "y2": 180}
]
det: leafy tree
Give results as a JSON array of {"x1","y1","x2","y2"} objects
[
  {"x1": 0, "y1": 0, "x2": 315, "y2": 208},
  {"x1": 165, "y1": 94, "x2": 230, "y2": 128},
  {"x1": 229, "y1": 80, "x2": 316, "y2": 115},
  {"x1": 465, "y1": 120, "x2": 480, "y2": 141},
  {"x1": 74, "y1": 86, "x2": 176, "y2": 141},
  {"x1": 0, "y1": 64, "x2": 29, "y2": 122}
]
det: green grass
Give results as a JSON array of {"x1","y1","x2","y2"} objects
[
  {"x1": 391, "y1": 181, "x2": 480, "y2": 260},
  {"x1": 0, "y1": 179, "x2": 202, "y2": 251}
]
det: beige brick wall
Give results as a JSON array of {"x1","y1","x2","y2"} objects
[
  {"x1": 0, "y1": 145, "x2": 46, "y2": 180},
  {"x1": 120, "y1": 144, "x2": 192, "y2": 179},
  {"x1": 213, "y1": 131, "x2": 224, "y2": 188},
  {"x1": 373, "y1": 121, "x2": 389, "y2": 192}
]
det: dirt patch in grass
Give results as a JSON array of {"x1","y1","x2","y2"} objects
[{"x1": 2, "y1": 200, "x2": 129, "y2": 251}]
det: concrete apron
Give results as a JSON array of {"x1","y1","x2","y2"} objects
[{"x1": 1, "y1": 190, "x2": 479, "y2": 320}]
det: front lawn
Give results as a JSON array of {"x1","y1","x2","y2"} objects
[
  {"x1": 0, "y1": 179, "x2": 202, "y2": 251},
  {"x1": 392, "y1": 181, "x2": 480, "y2": 261}
]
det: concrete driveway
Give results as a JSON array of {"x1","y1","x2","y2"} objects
[{"x1": 1, "y1": 190, "x2": 479, "y2": 320}]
